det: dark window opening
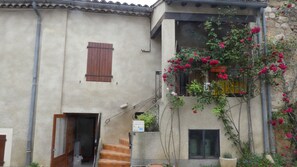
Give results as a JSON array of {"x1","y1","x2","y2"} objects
[{"x1": 189, "y1": 129, "x2": 220, "y2": 159}]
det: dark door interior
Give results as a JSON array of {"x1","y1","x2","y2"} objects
[{"x1": 68, "y1": 114, "x2": 97, "y2": 164}]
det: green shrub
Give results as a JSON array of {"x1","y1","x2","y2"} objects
[
  {"x1": 272, "y1": 153, "x2": 286, "y2": 167},
  {"x1": 222, "y1": 152, "x2": 233, "y2": 158},
  {"x1": 237, "y1": 153, "x2": 272, "y2": 167},
  {"x1": 137, "y1": 112, "x2": 157, "y2": 131},
  {"x1": 29, "y1": 162, "x2": 40, "y2": 167}
]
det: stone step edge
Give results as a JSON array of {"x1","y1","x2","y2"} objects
[
  {"x1": 99, "y1": 159, "x2": 131, "y2": 164},
  {"x1": 100, "y1": 150, "x2": 131, "y2": 157}
]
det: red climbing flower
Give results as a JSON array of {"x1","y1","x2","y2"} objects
[
  {"x1": 269, "y1": 64, "x2": 277, "y2": 72},
  {"x1": 219, "y1": 42, "x2": 225, "y2": 48},
  {"x1": 209, "y1": 59, "x2": 219, "y2": 66},
  {"x1": 278, "y1": 118, "x2": 284, "y2": 124},
  {"x1": 251, "y1": 26, "x2": 261, "y2": 34},
  {"x1": 286, "y1": 132, "x2": 293, "y2": 139},
  {"x1": 258, "y1": 67, "x2": 268, "y2": 75}
]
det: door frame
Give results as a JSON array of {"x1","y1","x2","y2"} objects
[{"x1": 50, "y1": 114, "x2": 68, "y2": 167}]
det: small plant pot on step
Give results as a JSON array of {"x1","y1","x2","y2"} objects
[{"x1": 219, "y1": 157, "x2": 237, "y2": 167}]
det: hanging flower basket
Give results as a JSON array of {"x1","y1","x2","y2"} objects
[{"x1": 210, "y1": 66, "x2": 227, "y2": 73}]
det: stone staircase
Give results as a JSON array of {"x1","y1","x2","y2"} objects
[{"x1": 98, "y1": 138, "x2": 130, "y2": 167}]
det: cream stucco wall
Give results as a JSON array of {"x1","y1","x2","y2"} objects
[
  {"x1": 61, "y1": 11, "x2": 161, "y2": 145},
  {"x1": 152, "y1": 2, "x2": 166, "y2": 29},
  {"x1": 0, "y1": 9, "x2": 36, "y2": 167},
  {"x1": 133, "y1": 97, "x2": 264, "y2": 167},
  {"x1": 1, "y1": 8, "x2": 161, "y2": 166},
  {"x1": 33, "y1": 9, "x2": 68, "y2": 165}
]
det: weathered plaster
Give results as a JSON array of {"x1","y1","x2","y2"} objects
[
  {"x1": 152, "y1": 2, "x2": 166, "y2": 30},
  {"x1": 0, "y1": 9, "x2": 36, "y2": 167},
  {"x1": 33, "y1": 9, "x2": 68, "y2": 165},
  {"x1": 62, "y1": 11, "x2": 161, "y2": 148}
]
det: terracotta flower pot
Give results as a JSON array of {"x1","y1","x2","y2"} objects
[
  {"x1": 219, "y1": 157, "x2": 237, "y2": 167},
  {"x1": 210, "y1": 66, "x2": 227, "y2": 73}
]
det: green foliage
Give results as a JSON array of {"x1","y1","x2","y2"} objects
[
  {"x1": 237, "y1": 153, "x2": 272, "y2": 167},
  {"x1": 187, "y1": 80, "x2": 203, "y2": 96},
  {"x1": 137, "y1": 112, "x2": 157, "y2": 131},
  {"x1": 163, "y1": 16, "x2": 293, "y2": 159},
  {"x1": 29, "y1": 162, "x2": 40, "y2": 167},
  {"x1": 167, "y1": 94, "x2": 184, "y2": 110},
  {"x1": 204, "y1": 21, "x2": 252, "y2": 66},
  {"x1": 222, "y1": 152, "x2": 233, "y2": 158},
  {"x1": 272, "y1": 153, "x2": 287, "y2": 167},
  {"x1": 187, "y1": 81, "x2": 227, "y2": 113},
  {"x1": 217, "y1": 110, "x2": 240, "y2": 148}
]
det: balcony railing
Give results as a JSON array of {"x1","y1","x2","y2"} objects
[{"x1": 176, "y1": 69, "x2": 247, "y2": 97}]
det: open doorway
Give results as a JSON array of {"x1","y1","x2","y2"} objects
[
  {"x1": 70, "y1": 114, "x2": 97, "y2": 165},
  {"x1": 51, "y1": 113, "x2": 99, "y2": 167}
]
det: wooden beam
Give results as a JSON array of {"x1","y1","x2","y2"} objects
[
  {"x1": 164, "y1": 12, "x2": 256, "y2": 23},
  {"x1": 151, "y1": 12, "x2": 256, "y2": 38}
]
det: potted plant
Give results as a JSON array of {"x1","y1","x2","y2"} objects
[
  {"x1": 219, "y1": 152, "x2": 237, "y2": 167},
  {"x1": 137, "y1": 112, "x2": 157, "y2": 132}
]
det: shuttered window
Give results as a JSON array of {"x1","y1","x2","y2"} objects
[
  {"x1": 0, "y1": 135, "x2": 6, "y2": 166},
  {"x1": 85, "y1": 42, "x2": 113, "y2": 82}
]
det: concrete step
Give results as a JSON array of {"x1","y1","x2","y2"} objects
[
  {"x1": 100, "y1": 150, "x2": 130, "y2": 161},
  {"x1": 98, "y1": 159, "x2": 130, "y2": 167},
  {"x1": 119, "y1": 138, "x2": 130, "y2": 147},
  {"x1": 103, "y1": 144, "x2": 130, "y2": 154}
]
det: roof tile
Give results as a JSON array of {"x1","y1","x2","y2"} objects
[{"x1": 0, "y1": 0, "x2": 153, "y2": 16}]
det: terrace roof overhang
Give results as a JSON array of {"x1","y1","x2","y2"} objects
[{"x1": 165, "y1": 0, "x2": 268, "y2": 9}]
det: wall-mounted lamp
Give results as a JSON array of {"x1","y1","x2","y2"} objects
[{"x1": 120, "y1": 103, "x2": 128, "y2": 109}]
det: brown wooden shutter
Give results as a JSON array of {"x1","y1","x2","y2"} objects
[
  {"x1": 0, "y1": 135, "x2": 6, "y2": 166},
  {"x1": 86, "y1": 42, "x2": 113, "y2": 82}
]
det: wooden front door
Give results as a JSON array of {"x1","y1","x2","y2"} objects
[
  {"x1": 0, "y1": 135, "x2": 6, "y2": 166},
  {"x1": 51, "y1": 114, "x2": 75, "y2": 167},
  {"x1": 51, "y1": 114, "x2": 67, "y2": 167}
]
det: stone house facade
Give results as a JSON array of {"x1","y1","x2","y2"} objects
[{"x1": 1, "y1": 0, "x2": 292, "y2": 166}]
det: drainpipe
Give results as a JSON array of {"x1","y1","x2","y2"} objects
[
  {"x1": 257, "y1": 8, "x2": 270, "y2": 154},
  {"x1": 262, "y1": 7, "x2": 276, "y2": 154},
  {"x1": 25, "y1": 0, "x2": 41, "y2": 166}
]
